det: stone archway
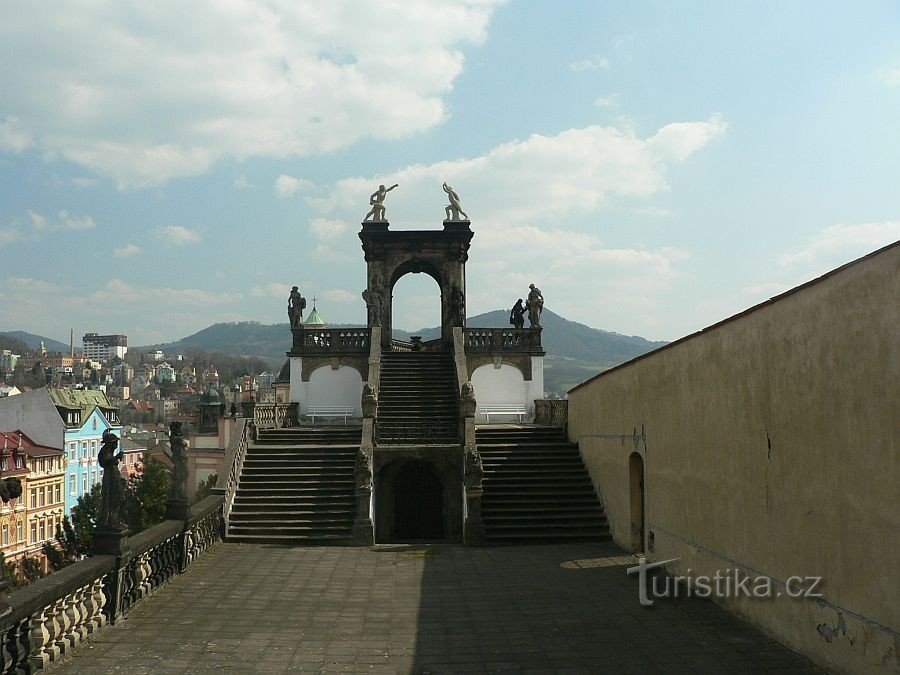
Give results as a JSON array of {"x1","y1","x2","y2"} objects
[{"x1": 359, "y1": 221, "x2": 473, "y2": 349}]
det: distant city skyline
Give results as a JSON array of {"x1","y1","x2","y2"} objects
[{"x1": 1, "y1": 2, "x2": 898, "y2": 344}]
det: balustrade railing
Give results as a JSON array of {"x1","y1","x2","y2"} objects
[
  {"x1": 291, "y1": 328, "x2": 370, "y2": 354},
  {"x1": 375, "y1": 420, "x2": 458, "y2": 444},
  {"x1": 254, "y1": 402, "x2": 298, "y2": 429},
  {"x1": 214, "y1": 417, "x2": 250, "y2": 531},
  {"x1": 534, "y1": 399, "x2": 569, "y2": 430},
  {"x1": 464, "y1": 327, "x2": 542, "y2": 352},
  {"x1": 0, "y1": 496, "x2": 225, "y2": 672}
]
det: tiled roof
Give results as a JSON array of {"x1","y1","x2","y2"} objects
[{"x1": 0, "y1": 430, "x2": 63, "y2": 457}]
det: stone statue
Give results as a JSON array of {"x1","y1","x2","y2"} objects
[
  {"x1": 97, "y1": 429, "x2": 126, "y2": 530},
  {"x1": 361, "y1": 289, "x2": 383, "y2": 327},
  {"x1": 363, "y1": 183, "x2": 399, "y2": 222},
  {"x1": 509, "y1": 299, "x2": 526, "y2": 329},
  {"x1": 169, "y1": 421, "x2": 189, "y2": 504},
  {"x1": 450, "y1": 285, "x2": 466, "y2": 325},
  {"x1": 288, "y1": 286, "x2": 307, "y2": 328},
  {"x1": 459, "y1": 381, "x2": 476, "y2": 418},
  {"x1": 361, "y1": 384, "x2": 378, "y2": 418},
  {"x1": 525, "y1": 284, "x2": 544, "y2": 328},
  {"x1": 443, "y1": 182, "x2": 469, "y2": 221},
  {"x1": 464, "y1": 446, "x2": 484, "y2": 490},
  {"x1": 354, "y1": 447, "x2": 373, "y2": 490}
]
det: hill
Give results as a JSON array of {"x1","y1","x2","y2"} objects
[
  {"x1": 1, "y1": 331, "x2": 72, "y2": 354},
  {"x1": 139, "y1": 311, "x2": 666, "y2": 396}
]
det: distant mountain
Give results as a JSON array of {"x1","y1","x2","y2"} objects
[
  {"x1": 140, "y1": 311, "x2": 666, "y2": 395},
  {"x1": 1, "y1": 331, "x2": 73, "y2": 354}
]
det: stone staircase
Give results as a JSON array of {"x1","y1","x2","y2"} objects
[
  {"x1": 227, "y1": 427, "x2": 361, "y2": 545},
  {"x1": 376, "y1": 351, "x2": 459, "y2": 444},
  {"x1": 477, "y1": 426, "x2": 610, "y2": 544}
]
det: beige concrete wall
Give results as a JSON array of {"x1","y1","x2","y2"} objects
[{"x1": 568, "y1": 243, "x2": 899, "y2": 675}]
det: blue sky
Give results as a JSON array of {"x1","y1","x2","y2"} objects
[{"x1": 1, "y1": 1, "x2": 898, "y2": 346}]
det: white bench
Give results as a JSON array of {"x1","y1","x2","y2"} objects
[
  {"x1": 480, "y1": 404, "x2": 527, "y2": 423},
  {"x1": 308, "y1": 406, "x2": 354, "y2": 424}
]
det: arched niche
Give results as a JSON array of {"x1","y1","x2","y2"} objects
[
  {"x1": 304, "y1": 365, "x2": 363, "y2": 417},
  {"x1": 471, "y1": 363, "x2": 528, "y2": 421}
]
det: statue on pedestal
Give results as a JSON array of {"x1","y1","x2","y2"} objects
[
  {"x1": 97, "y1": 429, "x2": 126, "y2": 530},
  {"x1": 354, "y1": 447, "x2": 373, "y2": 490},
  {"x1": 362, "y1": 289, "x2": 383, "y2": 327},
  {"x1": 169, "y1": 421, "x2": 189, "y2": 504},
  {"x1": 509, "y1": 299, "x2": 526, "y2": 329},
  {"x1": 464, "y1": 446, "x2": 484, "y2": 490},
  {"x1": 526, "y1": 284, "x2": 544, "y2": 328},
  {"x1": 443, "y1": 182, "x2": 469, "y2": 221},
  {"x1": 363, "y1": 184, "x2": 398, "y2": 222},
  {"x1": 288, "y1": 286, "x2": 307, "y2": 328},
  {"x1": 459, "y1": 381, "x2": 476, "y2": 419},
  {"x1": 361, "y1": 384, "x2": 378, "y2": 418}
]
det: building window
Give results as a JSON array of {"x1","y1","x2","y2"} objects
[
  {"x1": 82, "y1": 473, "x2": 88, "y2": 494},
  {"x1": 30, "y1": 489, "x2": 36, "y2": 509},
  {"x1": 92, "y1": 417, "x2": 97, "y2": 430},
  {"x1": 38, "y1": 487, "x2": 45, "y2": 507},
  {"x1": 90, "y1": 441, "x2": 97, "y2": 458},
  {"x1": 30, "y1": 522, "x2": 36, "y2": 544},
  {"x1": 1, "y1": 524, "x2": 7, "y2": 546},
  {"x1": 69, "y1": 443, "x2": 76, "y2": 459},
  {"x1": 55, "y1": 484, "x2": 61, "y2": 504},
  {"x1": 81, "y1": 442, "x2": 88, "y2": 459},
  {"x1": 91, "y1": 471, "x2": 97, "y2": 486},
  {"x1": 39, "y1": 521, "x2": 45, "y2": 542},
  {"x1": 69, "y1": 475, "x2": 76, "y2": 495},
  {"x1": 16, "y1": 522, "x2": 22, "y2": 542}
]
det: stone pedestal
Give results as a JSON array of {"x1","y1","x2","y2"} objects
[
  {"x1": 93, "y1": 526, "x2": 130, "y2": 556},
  {"x1": 352, "y1": 487, "x2": 375, "y2": 545},
  {"x1": 464, "y1": 488, "x2": 486, "y2": 546},
  {"x1": 166, "y1": 497, "x2": 189, "y2": 522}
]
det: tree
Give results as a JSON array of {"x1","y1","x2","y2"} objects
[
  {"x1": 125, "y1": 454, "x2": 171, "y2": 533},
  {"x1": 44, "y1": 514, "x2": 90, "y2": 571},
  {"x1": 0, "y1": 552, "x2": 20, "y2": 588},
  {"x1": 191, "y1": 474, "x2": 218, "y2": 505},
  {"x1": 19, "y1": 557, "x2": 43, "y2": 583}
]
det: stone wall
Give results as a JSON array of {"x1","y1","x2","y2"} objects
[{"x1": 567, "y1": 242, "x2": 899, "y2": 674}]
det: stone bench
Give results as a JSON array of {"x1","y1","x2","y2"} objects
[{"x1": 480, "y1": 404, "x2": 527, "y2": 423}]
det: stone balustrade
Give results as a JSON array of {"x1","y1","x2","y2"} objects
[
  {"x1": 291, "y1": 328, "x2": 370, "y2": 354},
  {"x1": 253, "y1": 402, "x2": 298, "y2": 429},
  {"x1": 463, "y1": 327, "x2": 543, "y2": 353},
  {"x1": 213, "y1": 417, "x2": 250, "y2": 531},
  {"x1": 534, "y1": 399, "x2": 569, "y2": 430},
  {"x1": 0, "y1": 496, "x2": 225, "y2": 672}
]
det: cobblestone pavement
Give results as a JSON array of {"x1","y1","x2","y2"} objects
[{"x1": 49, "y1": 542, "x2": 823, "y2": 674}]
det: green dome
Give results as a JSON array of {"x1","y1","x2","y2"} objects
[{"x1": 305, "y1": 305, "x2": 326, "y2": 327}]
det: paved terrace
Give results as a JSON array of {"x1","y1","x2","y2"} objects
[{"x1": 48, "y1": 542, "x2": 822, "y2": 674}]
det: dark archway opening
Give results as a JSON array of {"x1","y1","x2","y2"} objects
[
  {"x1": 377, "y1": 460, "x2": 445, "y2": 542},
  {"x1": 394, "y1": 461, "x2": 444, "y2": 540}
]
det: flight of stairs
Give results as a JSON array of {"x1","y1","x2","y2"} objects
[
  {"x1": 477, "y1": 426, "x2": 610, "y2": 544},
  {"x1": 227, "y1": 427, "x2": 361, "y2": 545},
  {"x1": 376, "y1": 351, "x2": 459, "y2": 444}
]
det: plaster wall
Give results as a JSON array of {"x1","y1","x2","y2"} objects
[
  {"x1": 472, "y1": 364, "x2": 527, "y2": 422},
  {"x1": 567, "y1": 243, "x2": 900, "y2": 674},
  {"x1": 300, "y1": 365, "x2": 364, "y2": 418}
]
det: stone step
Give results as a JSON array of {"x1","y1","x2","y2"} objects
[
  {"x1": 225, "y1": 533, "x2": 354, "y2": 545},
  {"x1": 232, "y1": 497, "x2": 355, "y2": 507}
]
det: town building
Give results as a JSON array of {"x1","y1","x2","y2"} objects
[
  {"x1": 0, "y1": 432, "x2": 29, "y2": 567},
  {"x1": 82, "y1": 333, "x2": 127, "y2": 363},
  {"x1": 0, "y1": 385, "x2": 21, "y2": 398},
  {"x1": 48, "y1": 389, "x2": 123, "y2": 515},
  {"x1": 155, "y1": 362, "x2": 176, "y2": 384},
  {"x1": 0, "y1": 350, "x2": 19, "y2": 378}
]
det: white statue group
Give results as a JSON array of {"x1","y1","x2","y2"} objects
[{"x1": 363, "y1": 182, "x2": 469, "y2": 222}]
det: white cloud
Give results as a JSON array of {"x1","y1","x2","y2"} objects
[
  {"x1": 635, "y1": 206, "x2": 672, "y2": 217},
  {"x1": 882, "y1": 67, "x2": 900, "y2": 86},
  {"x1": 26, "y1": 209, "x2": 95, "y2": 231},
  {"x1": 57, "y1": 210, "x2": 95, "y2": 230},
  {"x1": 232, "y1": 175, "x2": 252, "y2": 190},
  {"x1": 312, "y1": 117, "x2": 726, "y2": 227},
  {"x1": 113, "y1": 243, "x2": 141, "y2": 258},
  {"x1": 27, "y1": 210, "x2": 48, "y2": 230},
  {"x1": 569, "y1": 57, "x2": 610, "y2": 72},
  {"x1": 5, "y1": 277, "x2": 66, "y2": 293},
  {"x1": 323, "y1": 289, "x2": 359, "y2": 303},
  {"x1": 593, "y1": 94, "x2": 620, "y2": 108},
  {"x1": 309, "y1": 218, "x2": 348, "y2": 240},
  {"x1": 0, "y1": 228, "x2": 22, "y2": 247},
  {"x1": 275, "y1": 174, "x2": 314, "y2": 198},
  {"x1": 251, "y1": 283, "x2": 290, "y2": 299},
  {"x1": 72, "y1": 176, "x2": 99, "y2": 188},
  {"x1": 92, "y1": 278, "x2": 240, "y2": 306},
  {"x1": 157, "y1": 225, "x2": 202, "y2": 246},
  {"x1": 0, "y1": 2, "x2": 502, "y2": 187},
  {"x1": 777, "y1": 221, "x2": 900, "y2": 268}
]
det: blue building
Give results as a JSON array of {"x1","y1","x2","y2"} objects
[{"x1": 48, "y1": 390, "x2": 122, "y2": 516}]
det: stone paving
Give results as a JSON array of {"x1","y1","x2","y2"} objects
[{"x1": 50, "y1": 542, "x2": 823, "y2": 674}]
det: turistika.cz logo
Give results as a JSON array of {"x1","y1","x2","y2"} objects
[{"x1": 626, "y1": 558, "x2": 824, "y2": 607}]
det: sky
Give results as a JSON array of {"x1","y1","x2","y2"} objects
[{"x1": 1, "y1": 1, "x2": 899, "y2": 346}]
